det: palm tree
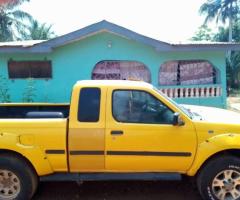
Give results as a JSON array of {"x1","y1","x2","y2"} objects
[
  {"x1": 0, "y1": 0, "x2": 32, "y2": 41},
  {"x1": 21, "y1": 20, "x2": 56, "y2": 40},
  {"x1": 199, "y1": 0, "x2": 240, "y2": 43}
]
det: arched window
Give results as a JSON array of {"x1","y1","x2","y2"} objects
[
  {"x1": 159, "y1": 60, "x2": 217, "y2": 86},
  {"x1": 92, "y1": 60, "x2": 151, "y2": 83}
]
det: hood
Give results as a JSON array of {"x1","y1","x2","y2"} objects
[{"x1": 182, "y1": 104, "x2": 240, "y2": 124}]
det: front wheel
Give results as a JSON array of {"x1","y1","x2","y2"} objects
[
  {"x1": 197, "y1": 155, "x2": 240, "y2": 200},
  {"x1": 0, "y1": 153, "x2": 38, "y2": 200}
]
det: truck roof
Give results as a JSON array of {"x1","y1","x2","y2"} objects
[{"x1": 75, "y1": 80, "x2": 153, "y2": 89}]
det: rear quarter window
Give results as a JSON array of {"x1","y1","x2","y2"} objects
[{"x1": 78, "y1": 88, "x2": 101, "y2": 122}]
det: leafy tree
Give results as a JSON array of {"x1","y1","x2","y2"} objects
[
  {"x1": 214, "y1": 20, "x2": 240, "y2": 41},
  {"x1": 191, "y1": 25, "x2": 213, "y2": 41},
  {"x1": 22, "y1": 78, "x2": 36, "y2": 102},
  {"x1": 0, "y1": 75, "x2": 11, "y2": 102},
  {"x1": 227, "y1": 52, "x2": 240, "y2": 88},
  {"x1": 192, "y1": 19, "x2": 240, "y2": 89},
  {"x1": 0, "y1": 0, "x2": 33, "y2": 41},
  {"x1": 198, "y1": 0, "x2": 240, "y2": 89},
  {"x1": 199, "y1": 0, "x2": 240, "y2": 43},
  {"x1": 213, "y1": 20, "x2": 240, "y2": 88},
  {"x1": 21, "y1": 19, "x2": 56, "y2": 40}
]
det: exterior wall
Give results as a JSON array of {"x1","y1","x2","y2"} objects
[{"x1": 0, "y1": 32, "x2": 226, "y2": 107}]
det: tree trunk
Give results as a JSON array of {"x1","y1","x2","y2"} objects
[
  {"x1": 229, "y1": 17, "x2": 233, "y2": 43},
  {"x1": 227, "y1": 3, "x2": 233, "y2": 61}
]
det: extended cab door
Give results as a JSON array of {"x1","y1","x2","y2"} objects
[
  {"x1": 68, "y1": 86, "x2": 106, "y2": 172},
  {"x1": 106, "y1": 87, "x2": 197, "y2": 172}
]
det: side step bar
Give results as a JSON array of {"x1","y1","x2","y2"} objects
[{"x1": 40, "y1": 172, "x2": 182, "y2": 182}]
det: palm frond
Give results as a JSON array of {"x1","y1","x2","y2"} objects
[
  {"x1": 0, "y1": 3, "x2": 34, "y2": 41},
  {"x1": 199, "y1": 0, "x2": 239, "y2": 24},
  {"x1": 11, "y1": 9, "x2": 33, "y2": 22},
  {"x1": 24, "y1": 19, "x2": 56, "y2": 40}
]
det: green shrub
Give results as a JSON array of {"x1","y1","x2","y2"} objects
[
  {"x1": 0, "y1": 75, "x2": 11, "y2": 103},
  {"x1": 22, "y1": 78, "x2": 36, "y2": 102}
]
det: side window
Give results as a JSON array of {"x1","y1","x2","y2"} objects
[
  {"x1": 112, "y1": 90, "x2": 174, "y2": 124},
  {"x1": 8, "y1": 60, "x2": 52, "y2": 79},
  {"x1": 78, "y1": 88, "x2": 100, "y2": 122}
]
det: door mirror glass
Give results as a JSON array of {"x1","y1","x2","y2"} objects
[{"x1": 173, "y1": 112, "x2": 185, "y2": 126}]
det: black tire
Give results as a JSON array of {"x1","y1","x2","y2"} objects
[
  {"x1": 0, "y1": 153, "x2": 38, "y2": 200},
  {"x1": 197, "y1": 155, "x2": 240, "y2": 200}
]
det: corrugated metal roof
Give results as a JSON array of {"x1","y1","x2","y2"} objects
[
  {"x1": 1, "y1": 40, "x2": 238, "y2": 48},
  {"x1": 170, "y1": 41, "x2": 240, "y2": 45},
  {"x1": 0, "y1": 40, "x2": 45, "y2": 47}
]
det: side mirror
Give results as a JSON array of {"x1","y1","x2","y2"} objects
[{"x1": 173, "y1": 112, "x2": 185, "y2": 126}]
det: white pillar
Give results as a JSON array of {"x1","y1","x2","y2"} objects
[
  {"x1": 190, "y1": 88, "x2": 194, "y2": 97},
  {"x1": 169, "y1": 88, "x2": 173, "y2": 98},
  {"x1": 206, "y1": 87, "x2": 209, "y2": 97},
  {"x1": 180, "y1": 88, "x2": 183, "y2": 97}
]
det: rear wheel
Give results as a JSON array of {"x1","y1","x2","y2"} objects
[
  {"x1": 0, "y1": 153, "x2": 38, "y2": 200},
  {"x1": 197, "y1": 155, "x2": 240, "y2": 200},
  {"x1": 0, "y1": 169, "x2": 21, "y2": 199}
]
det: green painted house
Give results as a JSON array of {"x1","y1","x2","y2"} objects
[{"x1": 1, "y1": 20, "x2": 240, "y2": 107}]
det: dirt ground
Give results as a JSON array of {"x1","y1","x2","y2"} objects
[
  {"x1": 33, "y1": 180, "x2": 201, "y2": 200},
  {"x1": 227, "y1": 97, "x2": 240, "y2": 112}
]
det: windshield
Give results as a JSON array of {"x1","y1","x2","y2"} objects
[{"x1": 153, "y1": 86, "x2": 193, "y2": 119}]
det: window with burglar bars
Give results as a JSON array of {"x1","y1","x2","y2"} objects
[
  {"x1": 159, "y1": 60, "x2": 217, "y2": 86},
  {"x1": 92, "y1": 60, "x2": 151, "y2": 83},
  {"x1": 8, "y1": 60, "x2": 52, "y2": 79}
]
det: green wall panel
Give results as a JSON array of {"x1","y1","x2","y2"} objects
[{"x1": 0, "y1": 32, "x2": 226, "y2": 107}]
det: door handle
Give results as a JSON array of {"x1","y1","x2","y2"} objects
[{"x1": 111, "y1": 130, "x2": 124, "y2": 135}]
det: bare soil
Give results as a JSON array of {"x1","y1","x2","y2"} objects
[{"x1": 33, "y1": 180, "x2": 201, "y2": 200}]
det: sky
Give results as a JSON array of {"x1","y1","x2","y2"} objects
[{"x1": 19, "y1": 0, "x2": 219, "y2": 42}]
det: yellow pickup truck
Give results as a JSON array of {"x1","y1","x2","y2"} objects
[{"x1": 1, "y1": 80, "x2": 240, "y2": 200}]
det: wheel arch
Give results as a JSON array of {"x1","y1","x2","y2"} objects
[
  {"x1": 0, "y1": 147, "x2": 54, "y2": 177},
  {"x1": 189, "y1": 148, "x2": 240, "y2": 177},
  {"x1": 0, "y1": 149, "x2": 38, "y2": 177}
]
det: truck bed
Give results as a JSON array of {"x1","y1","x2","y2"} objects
[{"x1": 0, "y1": 103, "x2": 70, "y2": 118}]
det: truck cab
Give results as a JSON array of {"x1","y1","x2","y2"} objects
[{"x1": 68, "y1": 80, "x2": 196, "y2": 173}]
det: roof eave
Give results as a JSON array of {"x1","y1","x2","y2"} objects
[
  {"x1": 0, "y1": 46, "x2": 52, "y2": 53},
  {"x1": 156, "y1": 44, "x2": 240, "y2": 52}
]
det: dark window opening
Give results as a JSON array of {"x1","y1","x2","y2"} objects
[
  {"x1": 8, "y1": 60, "x2": 52, "y2": 79},
  {"x1": 78, "y1": 88, "x2": 100, "y2": 122}
]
